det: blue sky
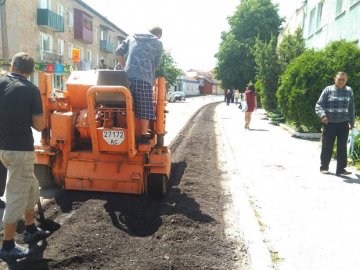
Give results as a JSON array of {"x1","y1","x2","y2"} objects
[{"x1": 83, "y1": 0, "x2": 303, "y2": 71}]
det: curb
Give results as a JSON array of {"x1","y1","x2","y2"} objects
[
  {"x1": 168, "y1": 101, "x2": 222, "y2": 150},
  {"x1": 233, "y1": 174, "x2": 274, "y2": 270},
  {"x1": 217, "y1": 105, "x2": 274, "y2": 270},
  {"x1": 279, "y1": 123, "x2": 321, "y2": 140}
]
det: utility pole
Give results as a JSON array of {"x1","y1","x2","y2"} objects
[{"x1": 0, "y1": 0, "x2": 9, "y2": 71}]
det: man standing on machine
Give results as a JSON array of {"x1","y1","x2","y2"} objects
[
  {"x1": 116, "y1": 26, "x2": 163, "y2": 144},
  {"x1": 0, "y1": 52, "x2": 50, "y2": 260}
]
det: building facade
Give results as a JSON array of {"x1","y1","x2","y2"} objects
[
  {"x1": 0, "y1": 0, "x2": 127, "y2": 89},
  {"x1": 303, "y1": 0, "x2": 360, "y2": 48},
  {"x1": 176, "y1": 76, "x2": 200, "y2": 96},
  {"x1": 281, "y1": 0, "x2": 360, "y2": 49}
]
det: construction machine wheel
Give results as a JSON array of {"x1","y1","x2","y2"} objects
[
  {"x1": 34, "y1": 164, "x2": 55, "y2": 189},
  {"x1": 146, "y1": 173, "x2": 168, "y2": 198}
]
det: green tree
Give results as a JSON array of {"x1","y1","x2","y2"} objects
[
  {"x1": 215, "y1": 0, "x2": 283, "y2": 90},
  {"x1": 156, "y1": 50, "x2": 182, "y2": 86},
  {"x1": 277, "y1": 28, "x2": 305, "y2": 73},
  {"x1": 277, "y1": 41, "x2": 360, "y2": 131},
  {"x1": 254, "y1": 35, "x2": 280, "y2": 111},
  {"x1": 215, "y1": 32, "x2": 250, "y2": 89}
]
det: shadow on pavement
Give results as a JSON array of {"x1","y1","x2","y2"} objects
[
  {"x1": 247, "y1": 128, "x2": 269, "y2": 132},
  {"x1": 342, "y1": 173, "x2": 360, "y2": 184}
]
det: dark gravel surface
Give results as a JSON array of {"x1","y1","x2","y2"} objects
[{"x1": 1, "y1": 103, "x2": 248, "y2": 270}]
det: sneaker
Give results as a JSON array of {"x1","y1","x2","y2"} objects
[
  {"x1": 0, "y1": 243, "x2": 30, "y2": 260},
  {"x1": 336, "y1": 170, "x2": 352, "y2": 176},
  {"x1": 23, "y1": 228, "x2": 51, "y2": 244},
  {"x1": 320, "y1": 170, "x2": 329, "y2": 174}
]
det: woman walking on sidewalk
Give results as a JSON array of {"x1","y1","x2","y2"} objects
[
  {"x1": 315, "y1": 71, "x2": 355, "y2": 175},
  {"x1": 244, "y1": 83, "x2": 257, "y2": 129}
]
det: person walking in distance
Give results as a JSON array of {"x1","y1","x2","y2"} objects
[
  {"x1": 234, "y1": 90, "x2": 240, "y2": 104},
  {"x1": 0, "y1": 52, "x2": 50, "y2": 260},
  {"x1": 244, "y1": 82, "x2": 257, "y2": 129},
  {"x1": 116, "y1": 26, "x2": 163, "y2": 144},
  {"x1": 225, "y1": 89, "x2": 232, "y2": 106},
  {"x1": 315, "y1": 71, "x2": 355, "y2": 175}
]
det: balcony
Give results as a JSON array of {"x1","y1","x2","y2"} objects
[
  {"x1": 74, "y1": 9, "x2": 93, "y2": 44},
  {"x1": 100, "y1": 40, "x2": 114, "y2": 53},
  {"x1": 37, "y1": 9, "x2": 64, "y2": 32},
  {"x1": 40, "y1": 50, "x2": 63, "y2": 64},
  {"x1": 74, "y1": 27, "x2": 93, "y2": 44}
]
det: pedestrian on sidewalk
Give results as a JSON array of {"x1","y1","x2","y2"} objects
[
  {"x1": 225, "y1": 89, "x2": 232, "y2": 106},
  {"x1": 234, "y1": 90, "x2": 240, "y2": 104},
  {"x1": 0, "y1": 52, "x2": 51, "y2": 261},
  {"x1": 244, "y1": 82, "x2": 257, "y2": 129},
  {"x1": 315, "y1": 71, "x2": 355, "y2": 175},
  {"x1": 116, "y1": 26, "x2": 163, "y2": 144}
]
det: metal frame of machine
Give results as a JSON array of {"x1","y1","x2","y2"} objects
[{"x1": 34, "y1": 70, "x2": 171, "y2": 197}]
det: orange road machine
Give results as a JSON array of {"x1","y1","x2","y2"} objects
[{"x1": 34, "y1": 70, "x2": 171, "y2": 197}]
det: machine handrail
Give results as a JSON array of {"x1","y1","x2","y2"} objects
[{"x1": 87, "y1": 86, "x2": 137, "y2": 158}]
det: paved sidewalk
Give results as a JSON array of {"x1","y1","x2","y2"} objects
[{"x1": 216, "y1": 102, "x2": 360, "y2": 270}]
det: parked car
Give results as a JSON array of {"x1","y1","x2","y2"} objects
[{"x1": 167, "y1": 91, "x2": 186, "y2": 102}]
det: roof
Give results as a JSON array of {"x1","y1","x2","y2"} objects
[{"x1": 75, "y1": 0, "x2": 128, "y2": 37}]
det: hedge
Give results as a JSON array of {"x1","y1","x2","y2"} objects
[{"x1": 277, "y1": 41, "x2": 360, "y2": 132}]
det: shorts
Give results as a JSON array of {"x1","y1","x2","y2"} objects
[
  {"x1": 128, "y1": 78, "x2": 156, "y2": 120},
  {"x1": 0, "y1": 150, "x2": 39, "y2": 224}
]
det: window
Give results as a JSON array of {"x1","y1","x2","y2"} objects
[
  {"x1": 336, "y1": 0, "x2": 345, "y2": 15},
  {"x1": 39, "y1": 0, "x2": 51, "y2": 9},
  {"x1": 30, "y1": 70, "x2": 39, "y2": 87},
  {"x1": 315, "y1": 2, "x2": 323, "y2": 30},
  {"x1": 40, "y1": 32, "x2": 53, "y2": 52},
  {"x1": 67, "y1": 43, "x2": 73, "y2": 59},
  {"x1": 86, "y1": 50, "x2": 92, "y2": 62},
  {"x1": 57, "y1": 4, "x2": 64, "y2": 16},
  {"x1": 308, "y1": 8, "x2": 316, "y2": 35},
  {"x1": 57, "y1": 39, "x2": 64, "y2": 55},
  {"x1": 94, "y1": 26, "x2": 98, "y2": 41},
  {"x1": 53, "y1": 74, "x2": 64, "y2": 90},
  {"x1": 79, "y1": 47, "x2": 84, "y2": 61},
  {"x1": 68, "y1": 11, "x2": 74, "y2": 29},
  {"x1": 100, "y1": 29, "x2": 110, "y2": 41},
  {"x1": 83, "y1": 17, "x2": 92, "y2": 31}
]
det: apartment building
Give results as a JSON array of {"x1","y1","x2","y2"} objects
[
  {"x1": 303, "y1": 0, "x2": 360, "y2": 48},
  {"x1": 0, "y1": 0, "x2": 127, "y2": 89},
  {"x1": 280, "y1": 0, "x2": 360, "y2": 49}
]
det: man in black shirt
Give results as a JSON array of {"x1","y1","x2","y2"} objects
[{"x1": 0, "y1": 52, "x2": 50, "y2": 260}]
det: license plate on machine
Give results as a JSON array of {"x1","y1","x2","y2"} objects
[{"x1": 102, "y1": 130, "x2": 125, "y2": 145}]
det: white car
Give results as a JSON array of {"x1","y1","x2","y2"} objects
[{"x1": 167, "y1": 91, "x2": 186, "y2": 102}]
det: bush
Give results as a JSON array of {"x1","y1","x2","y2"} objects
[{"x1": 277, "y1": 41, "x2": 360, "y2": 132}]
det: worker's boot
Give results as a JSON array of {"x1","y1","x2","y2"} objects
[{"x1": 137, "y1": 135, "x2": 150, "y2": 145}]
